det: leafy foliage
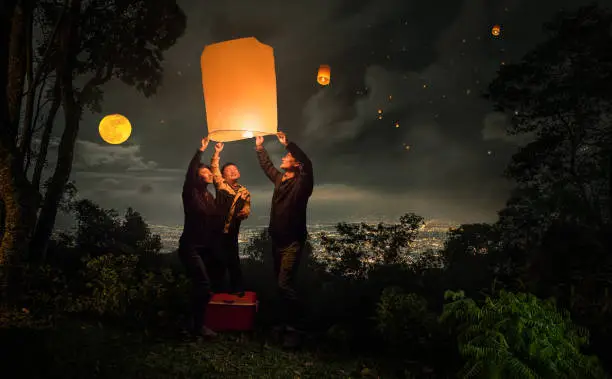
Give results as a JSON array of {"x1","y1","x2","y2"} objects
[
  {"x1": 72, "y1": 254, "x2": 189, "y2": 327},
  {"x1": 487, "y1": 4, "x2": 612, "y2": 243},
  {"x1": 440, "y1": 290, "x2": 606, "y2": 379},
  {"x1": 375, "y1": 287, "x2": 438, "y2": 348},
  {"x1": 38, "y1": 0, "x2": 187, "y2": 103},
  {"x1": 484, "y1": 5, "x2": 612, "y2": 367},
  {"x1": 320, "y1": 213, "x2": 424, "y2": 278},
  {"x1": 70, "y1": 199, "x2": 162, "y2": 258}
]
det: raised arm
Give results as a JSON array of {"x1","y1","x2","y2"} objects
[
  {"x1": 211, "y1": 142, "x2": 234, "y2": 192},
  {"x1": 255, "y1": 136, "x2": 282, "y2": 183},
  {"x1": 185, "y1": 138, "x2": 208, "y2": 185}
]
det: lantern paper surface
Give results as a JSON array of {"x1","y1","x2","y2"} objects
[
  {"x1": 317, "y1": 64, "x2": 331, "y2": 86},
  {"x1": 201, "y1": 37, "x2": 278, "y2": 142}
]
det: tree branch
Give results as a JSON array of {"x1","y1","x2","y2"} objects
[
  {"x1": 78, "y1": 63, "x2": 114, "y2": 106},
  {"x1": 32, "y1": 70, "x2": 52, "y2": 133},
  {"x1": 29, "y1": 0, "x2": 68, "y2": 91},
  {"x1": 32, "y1": 81, "x2": 61, "y2": 192},
  {"x1": 18, "y1": 0, "x2": 68, "y2": 162}
]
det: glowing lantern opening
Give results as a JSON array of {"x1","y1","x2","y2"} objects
[
  {"x1": 317, "y1": 64, "x2": 331, "y2": 86},
  {"x1": 201, "y1": 37, "x2": 278, "y2": 142},
  {"x1": 491, "y1": 25, "x2": 501, "y2": 36},
  {"x1": 98, "y1": 114, "x2": 131, "y2": 144}
]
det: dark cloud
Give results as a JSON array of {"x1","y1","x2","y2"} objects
[{"x1": 54, "y1": 0, "x2": 612, "y2": 226}]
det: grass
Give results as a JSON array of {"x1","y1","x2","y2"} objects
[{"x1": 1, "y1": 311, "x2": 385, "y2": 379}]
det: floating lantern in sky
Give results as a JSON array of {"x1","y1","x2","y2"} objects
[
  {"x1": 98, "y1": 114, "x2": 131, "y2": 144},
  {"x1": 491, "y1": 25, "x2": 501, "y2": 36},
  {"x1": 317, "y1": 64, "x2": 331, "y2": 86},
  {"x1": 201, "y1": 37, "x2": 278, "y2": 142}
]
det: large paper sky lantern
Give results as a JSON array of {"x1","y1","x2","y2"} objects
[{"x1": 201, "y1": 37, "x2": 278, "y2": 142}]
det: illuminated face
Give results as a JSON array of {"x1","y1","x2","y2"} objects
[
  {"x1": 492, "y1": 25, "x2": 501, "y2": 36},
  {"x1": 198, "y1": 167, "x2": 213, "y2": 183},
  {"x1": 280, "y1": 153, "x2": 299, "y2": 171},
  {"x1": 223, "y1": 164, "x2": 241, "y2": 182}
]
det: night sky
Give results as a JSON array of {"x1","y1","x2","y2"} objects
[{"x1": 48, "y1": 0, "x2": 610, "y2": 228}]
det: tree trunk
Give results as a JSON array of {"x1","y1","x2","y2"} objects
[
  {"x1": 32, "y1": 82, "x2": 61, "y2": 191},
  {"x1": 29, "y1": 0, "x2": 82, "y2": 262},
  {"x1": 1, "y1": 0, "x2": 18, "y2": 120},
  {"x1": 30, "y1": 111, "x2": 81, "y2": 262},
  {"x1": 6, "y1": 0, "x2": 28, "y2": 137},
  {"x1": 0, "y1": 146, "x2": 37, "y2": 304},
  {"x1": 18, "y1": 1, "x2": 35, "y2": 164},
  {"x1": 0, "y1": 0, "x2": 37, "y2": 305}
]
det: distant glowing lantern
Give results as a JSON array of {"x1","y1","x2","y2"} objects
[
  {"x1": 201, "y1": 37, "x2": 278, "y2": 142},
  {"x1": 98, "y1": 114, "x2": 131, "y2": 144},
  {"x1": 317, "y1": 64, "x2": 331, "y2": 86},
  {"x1": 491, "y1": 25, "x2": 501, "y2": 36}
]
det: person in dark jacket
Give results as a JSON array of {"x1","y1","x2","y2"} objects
[
  {"x1": 210, "y1": 141, "x2": 251, "y2": 295},
  {"x1": 178, "y1": 137, "x2": 224, "y2": 338},
  {"x1": 255, "y1": 131, "x2": 313, "y2": 348}
]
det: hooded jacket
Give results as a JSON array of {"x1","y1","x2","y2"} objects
[{"x1": 179, "y1": 149, "x2": 223, "y2": 248}]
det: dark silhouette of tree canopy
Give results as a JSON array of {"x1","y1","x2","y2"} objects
[
  {"x1": 484, "y1": 4, "x2": 612, "y2": 367},
  {"x1": 320, "y1": 213, "x2": 424, "y2": 277},
  {"x1": 31, "y1": 0, "x2": 186, "y2": 261},
  {"x1": 71, "y1": 199, "x2": 162, "y2": 258},
  {"x1": 0, "y1": 0, "x2": 186, "y2": 302},
  {"x1": 486, "y1": 4, "x2": 612, "y2": 248}
]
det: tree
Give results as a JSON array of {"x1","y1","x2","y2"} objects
[
  {"x1": 71, "y1": 199, "x2": 161, "y2": 259},
  {"x1": 0, "y1": 0, "x2": 186, "y2": 297},
  {"x1": 119, "y1": 207, "x2": 162, "y2": 257},
  {"x1": 485, "y1": 0, "x2": 612, "y2": 310},
  {"x1": 484, "y1": 7, "x2": 612, "y2": 363},
  {"x1": 242, "y1": 228, "x2": 272, "y2": 262},
  {"x1": 442, "y1": 223, "x2": 502, "y2": 266},
  {"x1": 30, "y1": 0, "x2": 186, "y2": 261},
  {"x1": 0, "y1": 0, "x2": 42, "y2": 303},
  {"x1": 320, "y1": 213, "x2": 424, "y2": 278},
  {"x1": 486, "y1": 4, "x2": 612, "y2": 244}
]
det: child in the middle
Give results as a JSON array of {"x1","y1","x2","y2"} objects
[{"x1": 210, "y1": 141, "x2": 251, "y2": 296}]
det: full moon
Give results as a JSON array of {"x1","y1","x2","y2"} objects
[{"x1": 99, "y1": 114, "x2": 132, "y2": 144}]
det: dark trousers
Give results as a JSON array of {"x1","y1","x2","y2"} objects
[
  {"x1": 272, "y1": 240, "x2": 304, "y2": 328},
  {"x1": 178, "y1": 244, "x2": 224, "y2": 332},
  {"x1": 220, "y1": 232, "x2": 244, "y2": 292}
]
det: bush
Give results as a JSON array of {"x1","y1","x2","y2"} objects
[
  {"x1": 440, "y1": 290, "x2": 607, "y2": 379},
  {"x1": 71, "y1": 254, "x2": 190, "y2": 328},
  {"x1": 375, "y1": 287, "x2": 438, "y2": 348}
]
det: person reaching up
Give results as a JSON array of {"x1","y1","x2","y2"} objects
[
  {"x1": 210, "y1": 141, "x2": 251, "y2": 295},
  {"x1": 178, "y1": 137, "x2": 224, "y2": 339},
  {"x1": 255, "y1": 131, "x2": 313, "y2": 348}
]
